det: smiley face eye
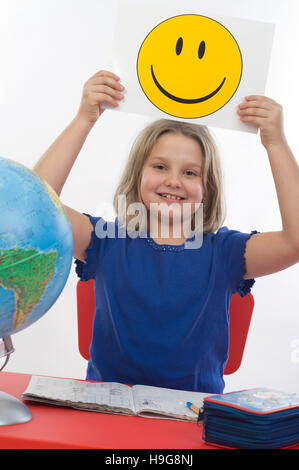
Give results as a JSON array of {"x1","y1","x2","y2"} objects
[
  {"x1": 198, "y1": 41, "x2": 205, "y2": 59},
  {"x1": 176, "y1": 37, "x2": 183, "y2": 55}
]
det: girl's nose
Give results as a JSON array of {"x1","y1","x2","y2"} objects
[{"x1": 164, "y1": 172, "x2": 181, "y2": 188}]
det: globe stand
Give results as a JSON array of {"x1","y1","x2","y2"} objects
[{"x1": 0, "y1": 336, "x2": 32, "y2": 425}]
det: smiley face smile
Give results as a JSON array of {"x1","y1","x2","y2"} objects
[{"x1": 151, "y1": 65, "x2": 226, "y2": 104}]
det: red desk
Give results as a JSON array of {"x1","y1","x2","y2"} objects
[
  {"x1": 1, "y1": 372, "x2": 299, "y2": 450},
  {"x1": 0, "y1": 371, "x2": 214, "y2": 449}
]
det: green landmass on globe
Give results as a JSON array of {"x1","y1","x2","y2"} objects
[
  {"x1": 0, "y1": 156, "x2": 73, "y2": 338},
  {"x1": 0, "y1": 247, "x2": 58, "y2": 330}
]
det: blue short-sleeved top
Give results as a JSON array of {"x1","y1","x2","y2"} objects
[{"x1": 75, "y1": 215, "x2": 258, "y2": 393}]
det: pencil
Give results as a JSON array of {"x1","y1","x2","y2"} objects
[{"x1": 186, "y1": 401, "x2": 200, "y2": 415}]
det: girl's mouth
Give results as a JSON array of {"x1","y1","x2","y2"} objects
[{"x1": 157, "y1": 193, "x2": 186, "y2": 202}]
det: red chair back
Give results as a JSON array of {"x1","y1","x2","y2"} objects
[{"x1": 76, "y1": 280, "x2": 254, "y2": 375}]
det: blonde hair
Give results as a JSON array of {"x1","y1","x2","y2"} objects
[{"x1": 113, "y1": 119, "x2": 226, "y2": 234}]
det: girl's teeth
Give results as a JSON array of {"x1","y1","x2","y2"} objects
[{"x1": 161, "y1": 194, "x2": 182, "y2": 200}]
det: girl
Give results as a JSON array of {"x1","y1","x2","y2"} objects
[{"x1": 34, "y1": 70, "x2": 299, "y2": 393}]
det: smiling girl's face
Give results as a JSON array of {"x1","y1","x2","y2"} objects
[{"x1": 140, "y1": 132, "x2": 204, "y2": 237}]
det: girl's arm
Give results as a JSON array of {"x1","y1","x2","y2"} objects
[
  {"x1": 237, "y1": 96, "x2": 299, "y2": 279},
  {"x1": 34, "y1": 70, "x2": 125, "y2": 261},
  {"x1": 34, "y1": 70, "x2": 124, "y2": 195},
  {"x1": 34, "y1": 117, "x2": 94, "y2": 197}
]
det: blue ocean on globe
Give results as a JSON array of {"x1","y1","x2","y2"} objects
[{"x1": 0, "y1": 156, "x2": 73, "y2": 337}]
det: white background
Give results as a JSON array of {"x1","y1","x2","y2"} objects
[{"x1": 0, "y1": 0, "x2": 298, "y2": 394}]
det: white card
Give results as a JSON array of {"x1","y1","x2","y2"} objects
[{"x1": 111, "y1": 0, "x2": 275, "y2": 133}]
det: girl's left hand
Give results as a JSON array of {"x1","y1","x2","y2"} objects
[{"x1": 237, "y1": 95, "x2": 287, "y2": 149}]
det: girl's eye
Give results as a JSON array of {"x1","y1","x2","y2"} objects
[
  {"x1": 185, "y1": 170, "x2": 197, "y2": 176},
  {"x1": 154, "y1": 165, "x2": 165, "y2": 170}
]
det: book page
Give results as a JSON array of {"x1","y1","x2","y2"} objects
[
  {"x1": 22, "y1": 376, "x2": 136, "y2": 414},
  {"x1": 132, "y1": 384, "x2": 213, "y2": 421}
]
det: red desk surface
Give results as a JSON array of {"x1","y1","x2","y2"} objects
[
  {"x1": 1, "y1": 372, "x2": 298, "y2": 450},
  {"x1": 0, "y1": 371, "x2": 214, "y2": 449}
]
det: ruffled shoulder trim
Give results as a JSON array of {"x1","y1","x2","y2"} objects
[
  {"x1": 74, "y1": 257, "x2": 83, "y2": 278},
  {"x1": 237, "y1": 230, "x2": 259, "y2": 297},
  {"x1": 237, "y1": 277, "x2": 256, "y2": 298},
  {"x1": 74, "y1": 213, "x2": 101, "y2": 281}
]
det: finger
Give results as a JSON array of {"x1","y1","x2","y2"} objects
[
  {"x1": 89, "y1": 85, "x2": 124, "y2": 99},
  {"x1": 239, "y1": 115, "x2": 266, "y2": 125},
  {"x1": 93, "y1": 92, "x2": 120, "y2": 107},
  {"x1": 237, "y1": 107, "x2": 269, "y2": 118},
  {"x1": 245, "y1": 95, "x2": 278, "y2": 105},
  {"x1": 89, "y1": 76, "x2": 125, "y2": 91},
  {"x1": 91, "y1": 70, "x2": 120, "y2": 81},
  {"x1": 239, "y1": 100, "x2": 272, "y2": 111},
  {"x1": 88, "y1": 85, "x2": 123, "y2": 97}
]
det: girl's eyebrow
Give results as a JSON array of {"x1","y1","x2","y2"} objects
[
  {"x1": 149, "y1": 156, "x2": 202, "y2": 169},
  {"x1": 148, "y1": 156, "x2": 169, "y2": 161}
]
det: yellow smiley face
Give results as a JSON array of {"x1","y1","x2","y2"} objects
[{"x1": 137, "y1": 15, "x2": 242, "y2": 119}]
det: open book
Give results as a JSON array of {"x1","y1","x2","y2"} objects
[{"x1": 22, "y1": 375, "x2": 213, "y2": 422}]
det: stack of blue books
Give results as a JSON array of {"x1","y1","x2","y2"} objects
[{"x1": 202, "y1": 388, "x2": 299, "y2": 449}]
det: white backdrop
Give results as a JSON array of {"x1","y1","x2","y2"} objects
[{"x1": 0, "y1": 0, "x2": 298, "y2": 395}]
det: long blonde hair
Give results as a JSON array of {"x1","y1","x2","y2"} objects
[{"x1": 113, "y1": 119, "x2": 226, "y2": 234}]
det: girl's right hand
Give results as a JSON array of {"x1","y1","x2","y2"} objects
[{"x1": 76, "y1": 70, "x2": 125, "y2": 124}]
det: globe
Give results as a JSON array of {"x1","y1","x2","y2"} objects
[{"x1": 0, "y1": 156, "x2": 73, "y2": 338}]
